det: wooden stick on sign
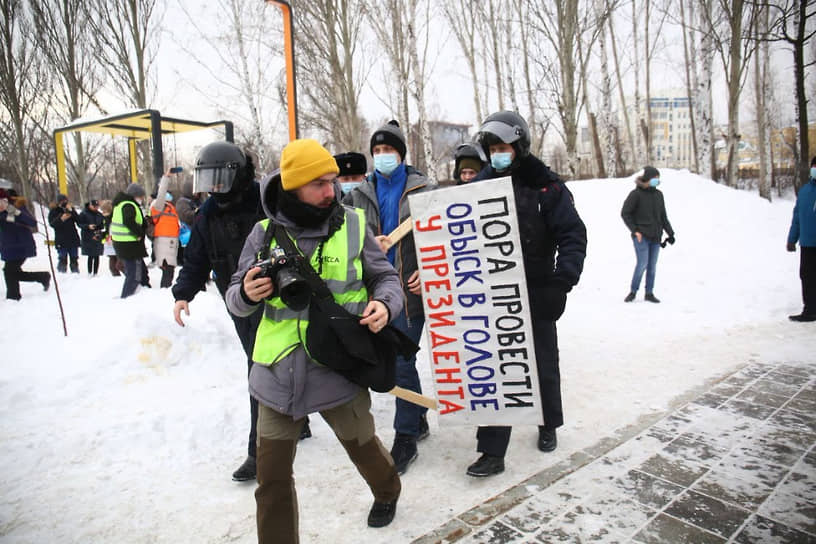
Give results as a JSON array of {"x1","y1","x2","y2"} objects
[
  {"x1": 381, "y1": 218, "x2": 413, "y2": 250},
  {"x1": 389, "y1": 386, "x2": 437, "y2": 410}
]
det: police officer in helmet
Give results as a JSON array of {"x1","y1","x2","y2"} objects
[{"x1": 465, "y1": 111, "x2": 587, "y2": 477}]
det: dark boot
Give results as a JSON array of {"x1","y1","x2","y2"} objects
[
  {"x1": 624, "y1": 291, "x2": 636, "y2": 302},
  {"x1": 299, "y1": 417, "x2": 312, "y2": 440},
  {"x1": 466, "y1": 454, "x2": 504, "y2": 477},
  {"x1": 389, "y1": 434, "x2": 418, "y2": 475},
  {"x1": 340, "y1": 436, "x2": 401, "y2": 520},
  {"x1": 537, "y1": 427, "x2": 558, "y2": 452},
  {"x1": 57, "y1": 256, "x2": 67, "y2": 273},
  {"x1": 368, "y1": 498, "x2": 398, "y2": 528},
  {"x1": 789, "y1": 312, "x2": 816, "y2": 322},
  {"x1": 232, "y1": 455, "x2": 256, "y2": 482},
  {"x1": 417, "y1": 413, "x2": 430, "y2": 441},
  {"x1": 644, "y1": 293, "x2": 661, "y2": 303},
  {"x1": 255, "y1": 438, "x2": 298, "y2": 544},
  {"x1": 69, "y1": 256, "x2": 79, "y2": 273},
  {"x1": 40, "y1": 272, "x2": 51, "y2": 292}
]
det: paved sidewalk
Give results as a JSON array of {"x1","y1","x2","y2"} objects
[{"x1": 413, "y1": 359, "x2": 816, "y2": 543}]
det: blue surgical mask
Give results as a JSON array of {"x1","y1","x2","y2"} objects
[
  {"x1": 491, "y1": 152, "x2": 513, "y2": 171},
  {"x1": 373, "y1": 153, "x2": 400, "y2": 176},
  {"x1": 166, "y1": 192, "x2": 173, "y2": 202},
  {"x1": 649, "y1": 178, "x2": 660, "y2": 188},
  {"x1": 341, "y1": 182, "x2": 361, "y2": 194},
  {"x1": 810, "y1": 167, "x2": 816, "y2": 179}
]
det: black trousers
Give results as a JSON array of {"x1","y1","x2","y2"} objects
[
  {"x1": 231, "y1": 305, "x2": 263, "y2": 458},
  {"x1": 476, "y1": 319, "x2": 561, "y2": 458},
  {"x1": 801, "y1": 246, "x2": 816, "y2": 314},
  {"x1": 3, "y1": 259, "x2": 47, "y2": 300}
]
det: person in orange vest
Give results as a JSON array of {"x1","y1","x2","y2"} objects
[{"x1": 150, "y1": 171, "x2": 181, "y2": 288}]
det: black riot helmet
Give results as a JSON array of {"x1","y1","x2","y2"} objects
[
  {"x1": 193, "y1": 141, "x2": 255, "y2": 203},
  {"x1": 476, "y1": 111, "x2": 531, "y2": 162},
  {"x1": 453, "y1": 142, "x2": 487, "y2": 183}
]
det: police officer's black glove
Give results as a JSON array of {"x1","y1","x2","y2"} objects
[
  {"x1": 539, "y1": 285, "x2": 567, "y2": 321},
  {"x1": 667, "y1": 235, "x2": 675, "y2": 245}
]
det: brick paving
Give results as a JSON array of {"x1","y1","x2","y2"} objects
[{"x1": 412, "y1": 360, "x2": 816, "y2": 543}]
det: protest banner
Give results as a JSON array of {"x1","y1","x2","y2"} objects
[{"x1": 408, "y1": 177, "x2": 543, "y2": 426}]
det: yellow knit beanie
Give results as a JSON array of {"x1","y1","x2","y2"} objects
[{"x1": 280, "y1": 139, "x2": 340, "y2": 191}]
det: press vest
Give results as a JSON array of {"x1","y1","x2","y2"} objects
[
  {"x1": 150, "y1": 202, "x2": 180, "y2": 238},
  {"x1": 252, "y1": 208, "x2": 368, "y2": 365},
  {"x1": 111, "y1": 201, "x2": 143, "y2": 242}
]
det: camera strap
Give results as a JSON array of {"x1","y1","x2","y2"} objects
[{"x1": 265, "y1": 221, "x2": 333, "y2": 300}]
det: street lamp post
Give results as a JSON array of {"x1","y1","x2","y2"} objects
[{"x1": 267, "y1": 0, "x2": 299, "y2": 141}]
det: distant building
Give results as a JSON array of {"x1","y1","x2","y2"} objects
[{"x1": 409, "y1": 120, "x2": 471, "y2": 182}]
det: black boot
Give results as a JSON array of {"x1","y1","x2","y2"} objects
[
  {"x1": 299, "y1": 418, "x2": 312, "y2": 440},
  {"x1": 231, "y1": 455, "x2": 256, "y2": 482},
  {"x1": 538, "y1": 427, "x2": 558, "y2": 452},
  {"x1": 644, "y1": 293, "x2": 661, "y2": 303},
  {"x1": 417, "y1": 413, "x2": 430, "y2": 442},
  {"x1": 57, "y1": 257, "x2": 67, "y2": 273},
  {"x1": 389, "y1": 434, "x2": 418, "y2": 475},
  {"x1": 70, "y1": 257, "x2": 79, "y2": 273},
  {"x1": 624, "y1": 291, "x2": 636, "y2": 302},
  {"x1": 789, "y1": 312, "x2": 816, "y2": 322},
  {"x1": 466, "y1": 454, "x2": 504, "y2": 477},
  {"x1": 367, "y1": 498, "x2": 398, "y2": 528},
  {"x1": 40, "y1": 272, "x2": 51, "y2": 292}
]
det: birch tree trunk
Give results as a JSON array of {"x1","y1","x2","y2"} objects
[
  {"x1": 608, "y1": 2, "x2": 634, "y2": 173},
  {"x1": 755, "y1": 3, "x2": 771, "y2": 201},
  {"x1": 644, "y1": 0, "x2": 653, "y2": 163},
  {"x1": 631, "y1": 0, "x2": 643, "y2": 166},
  {"x1": 696, "y1": 0, "x2": 715, "y2": 180},
  {"x1": 680, "y1": 0, "x2": 699, "y2": 173},
  {"x1": 596, "y1": 0, "x2": 615, "y2": 177},
  {"x1": 405, "y1": 12, "x2": 439, "y2": 182}
]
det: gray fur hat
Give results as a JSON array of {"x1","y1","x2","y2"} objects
[{"x1": 125, "y1": 183, "x2": 146, "y2": 198}]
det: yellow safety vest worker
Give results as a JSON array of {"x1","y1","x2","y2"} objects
[
  {"x1": 110, "y1": 200, "x2": 143, "y2": 242},
  {"x1": 253, "y1": 207, "x2": 368, "y2": 365}
]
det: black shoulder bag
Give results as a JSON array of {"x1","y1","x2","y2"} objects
[{"x1": 268, "y1": 222, "x2": 418, "y2": 392}]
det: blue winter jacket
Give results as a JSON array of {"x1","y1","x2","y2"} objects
[
  {"x1": 788, "y1": 177, "x2": 816, "y2": 248},
  {"x1": 0, "y1": 206, "x2": 38, "y2": 261}
]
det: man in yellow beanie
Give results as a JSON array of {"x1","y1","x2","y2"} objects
[{"x1": 226, "y1": 139, "x2": 404, "y2": 542}]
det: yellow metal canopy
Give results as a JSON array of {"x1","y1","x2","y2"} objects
[{"x1": 53, "y1": 109, "x2": 233, "y2": 195}]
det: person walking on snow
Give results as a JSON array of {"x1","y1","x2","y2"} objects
[
  {"x1": 48, "y1": 194, "x2": 81, "y2": 273},
  {"x1": 0, "y1": 188, "x2": 50, "y2": 299},
  {"x1": 226, "y1": 139, "x2": 403, "y2": 538},
  {"x1": 342, "y1": 120, "x2": 434, "y2": 476},
  {"x1": 786, "y1": 156, "x2": 816, "y2": 322},
  {"x1": 621, "y1": 166, "x2": 675, "y2": 303},
  {"x1": 77, "y1": 199, "x2": 106, "y2": 276}
]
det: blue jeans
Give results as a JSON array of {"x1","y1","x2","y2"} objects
[
  {"x1": 121, "y1": 258, "x2": 143, "y2": 298},
  {"x1": 630, "y1": 237, "x2": 661, "y2": 294},
  {"x1": 392, "y1": 310, "x2": 427, "y2": 436}
]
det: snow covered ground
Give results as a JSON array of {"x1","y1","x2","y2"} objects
[{"x1": 1, "y1": 169, "x2": 813, "y2": 544}]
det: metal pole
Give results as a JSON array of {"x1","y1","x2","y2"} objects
[{"x1": 267, "y1": 0, "x2": 299, "y2": 141}]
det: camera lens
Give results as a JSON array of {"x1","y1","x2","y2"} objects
[{"x1": 277, "y1": 269, "x2": 310, "y2": 311}]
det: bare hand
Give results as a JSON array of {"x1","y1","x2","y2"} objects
[
  {"x1": 406, "y1": 270, "x2": 421, "y2": 295},
  {"x1": 635, "y1": 232, "x2": 642, "y2": 243},
  {"x1": 375, "y1": 234, "x2": 392, "y2": 253},
  {"x1": 174, "y1": 300, "x2": 190, "y2": 327},
  {"x1": 359, "y1": 300, "x2": 389, "y2": 333},
  {"x1": 243, "y1": 267, "x2": 274, "y2": 302}
]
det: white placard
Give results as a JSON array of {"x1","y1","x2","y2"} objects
[{"x1": 408, "y1": 177, "x2": 543, "y2": 426}]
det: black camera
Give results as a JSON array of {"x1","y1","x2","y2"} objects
[{"x1": 254, "y1": 247, "x2": 311, "y2": 311}]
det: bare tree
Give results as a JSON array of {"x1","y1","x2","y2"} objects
[
  {"x1": 679, "y1": 0, "x2": 700, "y2": 173},
  {"x1": 440, "y1": 0, "x2": 484, "y2": 127},
  {"x1": 608, "y1": 3, "x2": 635, "y2": 172},
  {"x1": 291, "y1": 0, "x2": 369, "y2": 154},
  {"x1": 754, "y1": 2, "x2": 772, "y2": 200},
  {"x1": 29, "y1": 0, "x2": 103, "y2": 201},
  {"x1": 696, "y1": 0, "x2": 716, "y2": 180},
  {"x1": 89, "y1": 0, "x2": 162, "y2": 193},
  {"x1": 531, "y1": 0, "x2": 603, "y2": 178},
  {"x1": 762, "y1": 0, "x2": 816, "y2": 191},
  {"x1": 596, "y1": 0, "x2": 616, "y2": 177},
  {"x1": 0, "y1": 0, "x2": 52, "y2": 202}
]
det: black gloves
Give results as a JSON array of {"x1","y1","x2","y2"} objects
[
  {"x1": 661, "y1": 234, "x2": 676, "y2": 248},
  {"x1": 538, "y1": 285, "x2": 567, "y2": 321},
  {"x1": 787, "y1": 242, "x2": 796, "y2": 252}
]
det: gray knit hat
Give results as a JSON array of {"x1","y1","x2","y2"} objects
[
  {"x1": 370, "y1": 120, "x2": 407, "y2": 160},
  {"x1": 125, "y1": 183, "x2": 145, "y2": 198}
]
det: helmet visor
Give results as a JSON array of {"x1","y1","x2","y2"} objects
[
  {"x1": 478, "y1": 119, "x2": 522, "y2": 145},
  {"x1": 194, "y1": 165, "x2": 238, "y2": 194}
]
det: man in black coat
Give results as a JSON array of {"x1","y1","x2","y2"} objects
[
  {"x1": 48, "y1": 194, "x2": 81, "y2": 273},
  {"x1": 465, "y1": 111, "x2": 587, "y2": 477},
  {"x1": 171, "y1": 141, "x2": 268, "y2": 482},
  {"x1": 77, "y1": 200, "x2": 106, "y2": 276}
]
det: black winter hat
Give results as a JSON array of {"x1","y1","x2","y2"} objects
[
  {"x1": 57, "y1": 193, "x2": 68, "y2": 203},
  {"x1": 370, "y1": 120, "x2": 407, "y2": 160},
  {"x1": 334, "y1": 152, "x2": 368, "y2": 177},
  {"x1": 642, "y1": 166, "x2": 660, "y2": 181}
]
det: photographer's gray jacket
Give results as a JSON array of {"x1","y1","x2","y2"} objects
[{"x1": 225, "y1": 174, "x2": 403, "y2": 419}]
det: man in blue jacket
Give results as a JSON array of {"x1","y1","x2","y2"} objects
[
  {"x1": 465, "y1": 111, "x2": 587, "y2": 477},
  {"x1": 787, "y1": 156, "x2": 816, "y2": 322}
]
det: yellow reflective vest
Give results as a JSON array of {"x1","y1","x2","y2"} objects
[
  {"x1": 253, "y1": 208, "x2": 368, "y2": 365},
  {"x1": 111, "y1": 200, "x2": 143, "y2": 242}
]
